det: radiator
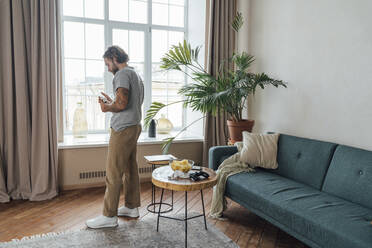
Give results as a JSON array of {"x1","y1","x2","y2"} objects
[{"x1": 79, "y1": 166, "x2": 152, "y2": 180}]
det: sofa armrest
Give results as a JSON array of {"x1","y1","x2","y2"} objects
[{"x1": 208, "y1": 146, "x2": 238, "y2": 171}]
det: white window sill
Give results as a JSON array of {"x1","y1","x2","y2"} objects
[{"x1": 58, "y1": 131, "x2": 204, "y2": 149}]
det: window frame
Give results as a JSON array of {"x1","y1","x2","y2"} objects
[{"x1": 60, "y1": 0, "x2": 189, "y2": 135}]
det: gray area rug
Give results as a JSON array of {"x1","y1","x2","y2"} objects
[{"x1": 0, "y1": 213, "x2": 238, "y2": 248}]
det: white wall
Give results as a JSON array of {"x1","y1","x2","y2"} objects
[
  {"x1": 238, "y1": 0, "x2": 372, "y2": 150},
  {"x1": 237, "y1": 0, "x2": 251, "y2": 120}
]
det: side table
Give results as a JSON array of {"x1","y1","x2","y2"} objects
[{"x1": 152, "y1": 166, "x2": 217, "y2": 248}]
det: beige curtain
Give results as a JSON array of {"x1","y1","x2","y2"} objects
[
  {"x1": 0, "y1": 151, "x2": 9, "y2": 202},
  {"x1": 202, "y1": 0, "x2": 237, "y2": 166},
  {"x1": 0, "y1": 0, "x2": 60, "y2": 202}
]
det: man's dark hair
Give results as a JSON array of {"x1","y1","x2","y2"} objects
[{"x1": 103, "y1": 46, "x2": 129, "y2": 63}]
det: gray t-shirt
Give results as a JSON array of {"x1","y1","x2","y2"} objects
[{"x1": 110, "y1": 66, "x2": 144, "y2": 131}]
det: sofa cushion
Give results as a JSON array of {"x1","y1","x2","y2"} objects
[
  {"x1": 240, "y1": 132, "x2": 279, "y2": 169},
  {"x1": 273, "y1": 134, "x2": 337, "y2": 189},
  {"x1": 225, "y1": 170, "x2": 372, "y2": 248},
  {"x1": 322, "y1": 145, "x2": 372, "y2": 209}
]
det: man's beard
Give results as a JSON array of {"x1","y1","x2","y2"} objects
[{"x1": 112, "y1": 64, "x2": 119, "y2": 74}]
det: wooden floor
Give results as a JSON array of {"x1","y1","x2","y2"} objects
[{"x1": 0, "y1": 182, "x2": 308, "y2": 248}]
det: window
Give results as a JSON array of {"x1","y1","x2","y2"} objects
[{"x1": 61, "y1": 0, "x2": 191, "y2": 134}]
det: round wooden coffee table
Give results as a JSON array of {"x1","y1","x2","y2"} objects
[{"x1": 152, "y1": 166, "x2": 217, "y2": 248}]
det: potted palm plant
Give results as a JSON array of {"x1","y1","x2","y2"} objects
[{"x1": 145, "y1": 13, "x2": 286, "y2": 153}]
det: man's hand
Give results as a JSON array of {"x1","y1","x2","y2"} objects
[
  {"x1": 100, "y1": 92, "x2": 113, "y2": 103},
  {"x1": 98, "y1": 88, "x2": 129, "y2": 113},
  {"x1": 98, "y1": 95, "x2": 110, "y2": 112}
]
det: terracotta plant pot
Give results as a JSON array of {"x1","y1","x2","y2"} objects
[{"x1": 226, "y1": 119, "x2": 255, "y2": 143}]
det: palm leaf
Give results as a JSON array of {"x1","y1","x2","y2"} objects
[
  {"x1": 159, "y1": 116, "x2": 206, "y2": 154},
  {"x1": 144, "y1": 102, "x2": 166, "y2": 128},
  {"x1": 183, "y1": 40, "x2": 191, "y2": 63},
  {"x1": 161, "y1": 56, "x2": 181, "y2": 71},
  {"x1": 191, "y1": 45, "x2": 201, "y2": 62},
  {"x1": 251, "y1": 73, "x2": 287, "y2": 93},
  {"x1": 231, "y1": 12, "x2": 243, "y2": 32},
  {"x1": 161, "y1": 137, "x2": 175, "y2": 155},
  {"x1": 160, "y1": 40, "x2": 204, "y2": 74}
]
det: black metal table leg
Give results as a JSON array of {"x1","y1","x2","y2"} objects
[
  {"x1": 185, "y1": 191, "x2": 188, "y2": 248},
  {"x1": 157, "y1": 190, "x2": 208, "y2": 248},
  {"x1": 153, "y1": 164, "x2": 155, "y2": 212},
  {"x1": 147, "y1": 163, "x2": 173, "y2": 214},
  {"x1": 200, "y1": 189, "x2": 207, "y2": 230},
  {"x1": 156, "y1": 188, "x2": 164, "y2": 232},
  {"x1": 152, "y1": 183, "x2": 155, "y2": 211}
]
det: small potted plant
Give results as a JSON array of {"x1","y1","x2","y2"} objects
[{"x1": 145, "y1": 13, "x2": 287, "y2": 153}]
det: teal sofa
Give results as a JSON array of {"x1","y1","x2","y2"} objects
[{"x1": 209, "y1": 134, "x2": 372, "y2": 248}]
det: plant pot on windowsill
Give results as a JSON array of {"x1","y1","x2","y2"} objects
[{"x1": 227, "y1": 119, "x2": 255, "y2": 143}]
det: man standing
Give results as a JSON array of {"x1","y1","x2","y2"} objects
[{"x1": 86, "y1": 46, "x2": 144, "y2": 228}]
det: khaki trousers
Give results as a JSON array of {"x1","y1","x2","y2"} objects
[{"x1": 103, "y1": 124, "x2": 142, "y2": 217}]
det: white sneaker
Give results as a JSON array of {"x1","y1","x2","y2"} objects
[
  {"x1": 117, "y1": 205, "x2": 139, "y2": 218},
  {"x1": 86, "y1": 215, "x2": 118, "y2": 229}
]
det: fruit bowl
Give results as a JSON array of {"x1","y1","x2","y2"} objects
[{"x1": 169, "y1": 159, "x2": 194, "y2": 178}]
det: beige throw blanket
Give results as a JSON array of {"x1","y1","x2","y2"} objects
[{"x1": 209, "y1": 143, "x2": 254, "y2": 219}]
